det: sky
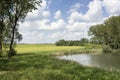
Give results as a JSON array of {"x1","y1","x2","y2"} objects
[{"x1": 19, "y1": 0, "x2": 120, "y2": 43}]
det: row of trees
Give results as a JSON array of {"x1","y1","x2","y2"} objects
[
  {"x1": 0, "y1": 0, "x2": 42, "y2": 58},
  {"x1": 55, "y1": 38, "x2": 89, "y2": 46},
  {"x1": 55, "y1": 16, "x2": 120, "y2": 50},
  {"x1": 89, "y1": 15, "x2": 120, "y2": 50}
]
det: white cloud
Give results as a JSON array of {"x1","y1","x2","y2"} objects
[
  {"x1": 33, "y1": 19, "x2": 66, "y2": 31},
  {"x1": 20, "y1": 19, "x2": 66, "y2": 32},
  {"x1": 69, "y1": 3, "x2": 81, "y2": 13},
  {"x1": 42, "y1": 11, "x2": 50, "y2": 18},
  {"x1": 21, "y1": 32, "x2": 45, "y2": 43},
  {"x1": 19, "y1": 0, "x2": 120, "y2": 43},
  {"x1": 69, "y1": 0, "x2": 103, "y2": 22},
  {"x1": 50, "y1": 19, "x2": 66, "y2": 30},
  {"x1": 54, "y1": 10, "x2": 62, "y2": 19},
  {"x1": 69, "y1": 11, "x2": 83, "y2": 22},
  {"x1": 67, "y1": 22, "x2": 91, "y2": 32},
  {"x1": 25, "y1": 0, "x2": 49, "y2": 21},
  {"x1": 103, "y1": 0, "x2": 120, "y2": 15},
  {"x1": 51, "y1": 31, "x2": 88, "y2": 41},
  {"x1": 20, "y1": 0, "x2": 103, "y2": 43},
  {"x1": 84, "y1": 0, "x2": 103, "y2": 22}
]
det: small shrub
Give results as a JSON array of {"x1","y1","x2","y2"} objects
[
  {"x1": 11, "y1": 48, "x2": 17, "y2": 56},
  {"x1": 102, "y1": 45, "x2": 112, "y2": 53}
]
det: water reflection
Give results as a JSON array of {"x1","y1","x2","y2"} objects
[{"x1": 59, "y1": 54, "x2": 120, "y2": 70}]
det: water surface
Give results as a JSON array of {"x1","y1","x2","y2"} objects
[{"x1": 59, "y1": 54, "x2": 120, "y2": 70}]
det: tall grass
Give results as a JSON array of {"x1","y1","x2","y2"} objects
[
  {"x1": 16, "y1": 44, "x2": 83, "y2": 54},
  {"x1": 0, "y1": 44, "x2": 120, "y2": 80},
  {"x1": 0, "y1": 54, "x2": 120, "y2": 80}
]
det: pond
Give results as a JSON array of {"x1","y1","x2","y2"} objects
[{"x1": 59, "y1": 54, "x2": 120, "y2": 70}]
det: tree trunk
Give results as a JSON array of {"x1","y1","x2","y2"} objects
[
  {"x1": 0, "y1": 35, "x2": 2, "y2": 57},
  {"x1": 8, "y1": 25, "x2": 16, "y2": 58},
  {"x1": 8, "y1": 19, "x2": 17, "y2": 58},
  {"x1": 8, "y1": 5, "x2": 19, "y2": 58},
  {"x1": 0, "y1": 20, "x2": 3, "y2": 57}
]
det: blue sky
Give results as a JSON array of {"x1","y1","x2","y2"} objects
[
  {"x1": 48, "y1": 0, "x2": 90, "y2": 16},
  {"x1": 19, "y1": 0, "x2": 120, "y2": 43}
]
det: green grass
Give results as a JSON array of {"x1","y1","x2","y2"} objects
[
  {"x1": 16, "y1": 44, "x2": 83, "y2": 54},
  {"x1": 0, "y1": 44, "x2": 120, "y2": 80}
]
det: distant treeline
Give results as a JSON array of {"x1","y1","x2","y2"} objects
[{"x1": 55, "y1": 38, "x2": 89, "y2": 46}]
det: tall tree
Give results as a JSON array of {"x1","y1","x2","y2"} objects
[
  {"x1": 0, "y1": 18, "x2": 4, "y2": 56},
  {"x1": 89, "y1": 15, "x2": 120, "y2": 49},
  {"x1": 0, "y1": 0, "x2": 23, "y2": 57},
  {"x1": 0, "y1": 1, "x2": 7, "y2": 56},
  {"x1": 6, "y1": 0, "x2": 42, "y2": 58}
]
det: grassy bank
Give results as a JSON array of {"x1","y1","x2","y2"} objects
[
  {"x1": 16, "y1": 44, "x2": 102, "y2": 55},
  {"x1": 0, "y1": 44, "x2": 120, "y2": 80}
]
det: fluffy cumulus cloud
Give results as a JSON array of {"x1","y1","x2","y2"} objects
[
  {"x1": 67, "y1": 22, "x2": 94, "y2": 32},
  {"x1": 25, "y1": 0, "x2": 48, "y2": 21},
  {"x1": 51, "y1": 31, "x2": 87, "y2": 41},
  {"x1": 69, "y1": 0, "x2": 103, "y2": 22},
  {"x1": 38, "y1": 19, "x2": 66, "y2": 30},
  {"x1": 69, "y1": 3, "x2": 81, "y2": 13},
  {"x1": 69, "y1": 11, "x2": 83, "y2": 22},
  {"x1": 54, "y1": 10, "x2": 62, "y2": 19},
  {"x1": 103, "y1": 0, "x2": 120, "y2": 15},
  {"x1": 83, "y1": 0, "x2": 103, "y2": 22},
  {"x1": 19, "y1": 0, "x2": 120, "y2": 43},
  {"x1": 66, "y1": 0, "x2": 104, "y2": 41}
]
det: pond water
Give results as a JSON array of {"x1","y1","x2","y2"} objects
[{"x1": 59, "y1": 54, "x2": 120, "y2": 70}]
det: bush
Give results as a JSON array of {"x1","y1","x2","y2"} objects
[
  {"x1": 11, "y1": 48, "x2": 17, "y2": 56},
  {"x1": 102, "y1": 45, "x2": 112, "y2": 53},
  {"x1": 55, "y1": 38, "x2": 89, "y2": 46}
]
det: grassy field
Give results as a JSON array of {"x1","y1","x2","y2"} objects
[
  {"x1": 16, "y1": 44, "x2": 83, "y2": 54},
  {"x1": 0, "y1": 44, "x2": 120, "y2": 80}
]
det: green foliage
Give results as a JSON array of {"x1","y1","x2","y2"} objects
[
  {"x1": 0, "y1": 54, "x2": 120, "y2": 80},
  {"x1": 0, "y1": 0, "x2": 42, "y2": 58},
  {"x1": 55, "y1": 39, "x2": 68, "y2": 46},
  {"x1": 80, "y1": 38, "x2": 89, "y2": 46},
  {"x1": 0, "y1": 1, "x2": 6, "y2": 56},
  {"x1": 0, "y1": 44, "x2": 119, "y2": 80},
  {"x1": 55, "y1": 38, "x2": 89, "y2": 46},
  {"x1": 89, "y1": 15, "x2": 120, "y2": 49},
  {"x1": 10, "y1": 48, "x2": 17, "y2": 56},
  {"x1": 102, "y1": 45, "x2": 112, "y2": 53}
]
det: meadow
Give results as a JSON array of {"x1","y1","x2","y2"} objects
[
  {"x1": 0, "y1": 44, "x2": 120, "y2": 80},
  {"x1": 16, "y1": 44, "x2": 83, "y2": 54}
]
